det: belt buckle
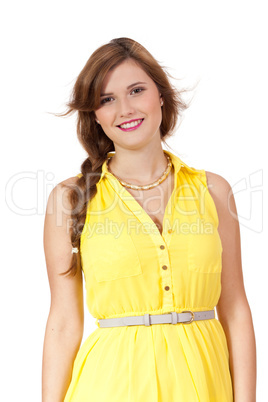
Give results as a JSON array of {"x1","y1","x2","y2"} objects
[{"x1": 181, "y1": 310, "x2": 195, "y2": 324}]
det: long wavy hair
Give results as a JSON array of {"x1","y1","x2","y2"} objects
[{"x1": 57, "y1": 37, "x2": 193, "y2": 276}]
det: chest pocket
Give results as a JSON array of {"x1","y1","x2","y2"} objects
[
  {"x1": 88, "y1": 232, "x2": 142, "y2": 282},
  {"x1": 187, "y1": 228, "x2": 223, "y2": 274}
]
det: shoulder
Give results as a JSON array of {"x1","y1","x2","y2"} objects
[
  {"x1": 204, "y1": 170, "x2": 237, "y2": 225},
  {"x1": 204, "y1": 170, "x2": 232, "y2": 196},
  {"x1": 46, "y1": 175, "x2": 81, "y2": 219},
  {"x1": 55, "y1": 175, "x2": 80, "y2": 197}
]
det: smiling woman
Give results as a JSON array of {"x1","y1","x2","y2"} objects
[{"x1": 42, "y1": 37, "x2": 256, "y2": 402}]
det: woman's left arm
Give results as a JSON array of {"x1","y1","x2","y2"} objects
[{"x1": 206, "y1": 171, "x2": 257, "y2": 402}]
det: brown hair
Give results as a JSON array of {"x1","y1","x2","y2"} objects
[{"x1": 57, "y1": 37, "x2": 193, "y2": 276}]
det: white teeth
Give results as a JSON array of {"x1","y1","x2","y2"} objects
[{"x1": 120, "y1": 119, "x2": 143, "y2": 129}]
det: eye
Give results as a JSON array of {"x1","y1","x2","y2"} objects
[
  {"x1": 100, "y1": 96, "x2": 114, "y2": 105},
  {"x1": 131, "y1": 87, "x2": 145, "y2": 95}
]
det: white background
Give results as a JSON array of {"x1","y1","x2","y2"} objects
[{"x1": 1, "y1": 0, "x2": 267, "y2": 400}]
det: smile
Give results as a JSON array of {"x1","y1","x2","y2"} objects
[{"x1": 117, "y1": 119, "x2": 144, "y2": 131}]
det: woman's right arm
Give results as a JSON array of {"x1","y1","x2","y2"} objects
[{"x1": 42, "y1": 179, "x2": 84, "y2": 402}]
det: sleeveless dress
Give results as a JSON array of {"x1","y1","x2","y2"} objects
[{"x1": 64, "y1": 149, "x2": 233, "y2": 401}]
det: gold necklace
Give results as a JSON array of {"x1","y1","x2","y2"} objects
[{"x1": 106, "y1": 153, "x2": 172, "y2": 190}]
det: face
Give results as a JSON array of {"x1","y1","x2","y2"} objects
[{"x1": 94, "y1": 59, "x2": 163, "y2": 150}]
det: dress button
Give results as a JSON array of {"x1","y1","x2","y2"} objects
[
  {"x1": 164, "y1": 286, "x2": 170, "y2": 291},
  {"x1": 160, "y1": 245, "x2": 165, "y2": 250},
  {"x1": 162, "y1": 265, "x2": 168, "y2": 270},
  {"x1": 168, "y1": 229, "x2": 173, "y2": 234}
]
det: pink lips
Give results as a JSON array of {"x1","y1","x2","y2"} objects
[{"x1": 118, "y1": 119, "x2": 144, "y2": 132}]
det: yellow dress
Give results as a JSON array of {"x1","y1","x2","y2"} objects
[{"x1": 64, "y1": 149, "x2": 233, "y2": 401}]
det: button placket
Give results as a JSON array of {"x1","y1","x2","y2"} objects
[
  {"x1": 162, "y1": 220, "x2": 174, "y2": 249},
  {"x1": 159, "y1": 241, "x2": 173, "y2": 307}
]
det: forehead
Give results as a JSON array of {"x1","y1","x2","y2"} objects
[{"x1": 101, "y1": 59, "x2": 153, "y2": 90}]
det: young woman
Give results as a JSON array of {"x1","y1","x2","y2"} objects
[{"x1": 42, "y1": 37, "x2": 256, "y2": 401}]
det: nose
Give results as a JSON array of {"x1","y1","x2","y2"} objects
[{"x1": 117, "y1": 96, "x2": 135, "y2": 117}]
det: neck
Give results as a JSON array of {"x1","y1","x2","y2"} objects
[{"x1": 107, "y1": 146, "x2": 169, "y2": 184}]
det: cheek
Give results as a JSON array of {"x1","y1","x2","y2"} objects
[
  {"x1": 142, "y1": 95, "x2": 161, "y2": 115},
  {"x1": 96, "y1": 109, "x2": 113, "y2": 125},
  {"x1": 147, "y1": 101, "x2": 162, "y2": 123}
]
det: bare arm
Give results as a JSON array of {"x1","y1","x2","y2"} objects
[
  {"x1": 206, "y1": 171, "x2": 257, "y2": 402},
  {"x1": 42, "y1": 178, "x2": 84, "y2": 402}
]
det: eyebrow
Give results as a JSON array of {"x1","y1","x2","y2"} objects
[{"x1": 100, "y1": 81, "x2": 147, "y2": 97}]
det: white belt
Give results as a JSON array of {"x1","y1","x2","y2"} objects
[{"x1": 98, "y1": 309, "x2": 215, "y2": 328}]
